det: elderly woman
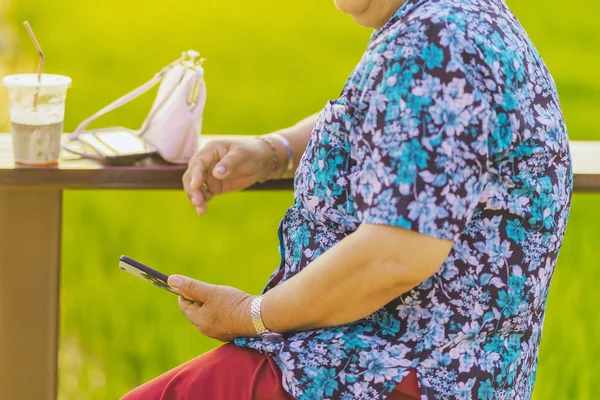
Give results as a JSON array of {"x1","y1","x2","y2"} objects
[{"x1": 123, "y1": 0, "x2": 571, "y2": 399}]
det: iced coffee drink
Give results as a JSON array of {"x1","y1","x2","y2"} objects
[{"x1": 2, "y1": 74, "x2": 71, "y2": 165}]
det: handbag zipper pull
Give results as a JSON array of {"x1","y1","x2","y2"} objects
[
  {"x1": 187, "y1": 74, "x2": 201, "y2": 110},
  {"x1": 181, "y1": 50, "x2": 204, "y2": 110}
]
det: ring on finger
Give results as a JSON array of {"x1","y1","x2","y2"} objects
[{"x1": 200, "y1": 184, "x2": 213, "y2": 197}]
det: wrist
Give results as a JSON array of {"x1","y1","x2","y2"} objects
[
  {"x1": 270, "y1": 132, "x2": 294, "y2": 178},
  {"x1": 257, "y1": 134, "x2": 288, "y2": 181},
  {"x1": 255, "y1": 136, "x2": 279, "y2": 182},
  {"x1": 250, "y1": 295, "x2": 284, "y2": 343},
  {"x1": 263, "y1": 133, "x2": 292, "y2": 179},
  {"x1": 237, "y1": 295, "x2": 260, "y2": 338}
]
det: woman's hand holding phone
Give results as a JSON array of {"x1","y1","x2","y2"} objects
[
  {"x1": 120, "y1": 256, "x2": 257, "y2": 342},
  {"x1": 167, "y1": 274, "x2": 257, "y2": 342}
]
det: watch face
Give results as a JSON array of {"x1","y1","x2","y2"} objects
[{"x1": 261, "y1": 332, "x2": 285, "y2": 344}]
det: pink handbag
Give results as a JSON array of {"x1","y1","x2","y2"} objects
[{"x1": 64, "y1": 50, "x2": 206, "y2": 164}]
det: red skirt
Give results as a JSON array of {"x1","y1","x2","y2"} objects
[{"x1": 121, "y1": 343, "x2": 420, "y2": 400}]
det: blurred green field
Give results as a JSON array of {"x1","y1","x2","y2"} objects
[{"x1": 2, "y1": 0, "x2": 600, "y2": 398}]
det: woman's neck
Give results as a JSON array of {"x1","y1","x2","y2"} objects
[{"x1": 351, "y1": 0, "x2": 407, "y2": 30}]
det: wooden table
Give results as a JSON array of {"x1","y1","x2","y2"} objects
[
  {"x1": 1, "y1": 133, "x2": 599, "y2": 400},
  {"x1": 0, "y1": 133, "x2": 290, "y2": 400}
]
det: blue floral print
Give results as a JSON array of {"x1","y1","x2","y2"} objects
[{"x1": 236, "y1": 0, "x2": 572, "y2": 398}]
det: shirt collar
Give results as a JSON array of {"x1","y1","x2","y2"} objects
[{"x1": 374, "y1": 0, "x2": 422, "y2": 36}]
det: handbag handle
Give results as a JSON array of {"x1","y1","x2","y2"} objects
[{"x1": 66, "y1": 65, "x2": 172, "y2": 140}]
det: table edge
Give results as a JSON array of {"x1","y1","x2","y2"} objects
[{"x1": 1, "y1": 138, "x2": 600, "y2": 192}]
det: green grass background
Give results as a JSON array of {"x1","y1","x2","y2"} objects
[{"x1": 2, "y1": 0, "x2": 600, "y2": 398}]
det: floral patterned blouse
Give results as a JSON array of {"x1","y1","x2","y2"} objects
[{"x1": 235, "y1": 0, "x2": 572, "y2": 399}]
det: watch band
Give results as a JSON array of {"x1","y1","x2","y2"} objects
[
  {"x1": 250, "y1": 296, "x2": 284, "y2": 343},
  {"x1": 250, "y1": 295, "x2": 268, "y2": 334}
]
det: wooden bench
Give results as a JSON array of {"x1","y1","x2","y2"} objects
[{"x1": 1, "y1": 133, "x2": 599, "y2": 400}]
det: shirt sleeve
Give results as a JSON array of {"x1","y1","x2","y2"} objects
[{"x1": 350, "y1": 24, "x2": 492, "y2": 241}]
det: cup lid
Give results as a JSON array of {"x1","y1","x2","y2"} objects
[{"x1": 2, "y1": 74, "x2": 72, "y2": 89}]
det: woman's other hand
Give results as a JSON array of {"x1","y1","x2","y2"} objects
[{"x1": 182, "y1": 138, "x2": 273, "y2": 215}]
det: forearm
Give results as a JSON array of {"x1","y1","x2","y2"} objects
[
  {"x1": 264, "y1": 113, "x2": 318, "y2": 179},
  {"x1": 261, "y1": 224, "x2": 448, "y2": 333}
]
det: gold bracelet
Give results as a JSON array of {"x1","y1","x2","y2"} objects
[{"x1": 256, "y1": 136, "x2": 278, "y2": 183}]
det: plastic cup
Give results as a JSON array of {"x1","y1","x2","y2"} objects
[{"x1": 2, "y1": 74, "x2": 72, "y2": 166}]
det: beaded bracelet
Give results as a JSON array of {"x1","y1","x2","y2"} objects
[
  {"x1": 257, "y1": 136, "x2": 279, "y2": 183},
  {"x1": 272, "y1": 132, "x2": 294, "y2": 178}
]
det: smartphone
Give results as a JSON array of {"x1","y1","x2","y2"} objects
[
  {"x1": 63, "y1": 130, "x2": 158, "y2": 166},
  {"x1": 119, "y1": 255, "x2": 185, "y2": 299}
]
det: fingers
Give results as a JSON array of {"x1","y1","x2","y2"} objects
[
  {"x1": 183, "y1": 141, "x2": 232, "y2": 215},
  {"x1": 212, "y1": 148, "x2": 244, "y2": 180},
  {"x1": 183, "y1": 159, "x2": 205, "y2": 194},
  {"x1": 200, "y1": 185, "x2": 214, "y2": 202},
  {"x1": 178, "y1": 295, "x2": 201, "y2": 325},
  {"x1": 183, "y1": 157, "x2": 207, "y2": 214},
  {"x1": 177, "y1": 296, "x2": 217, "y2": 338},
  {"x1": 168, "y1": 275, "x2": 216, "y2": 304}
]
